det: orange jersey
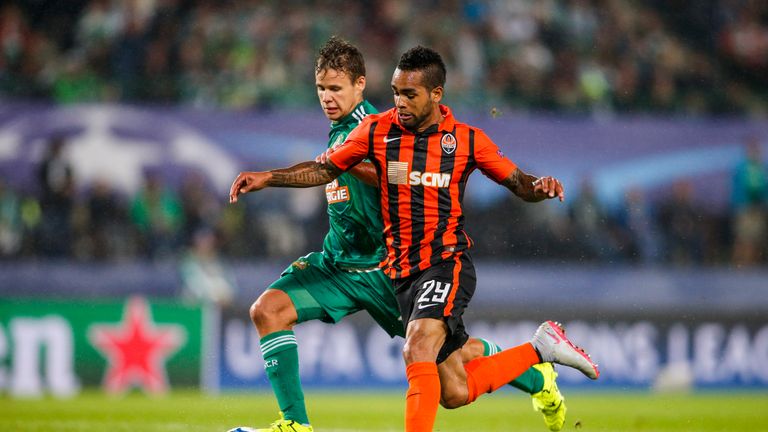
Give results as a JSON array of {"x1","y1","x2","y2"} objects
[{"x1": 328, "y1": 105, "x2": 517, "y2": 278}]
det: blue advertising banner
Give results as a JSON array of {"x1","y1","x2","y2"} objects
[{"x1": 210, "y1": 308, "x2": 768, "y2": 391}]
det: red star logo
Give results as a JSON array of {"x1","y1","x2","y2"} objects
[{"x1": 88, "y1": 297, "x2": 185, "y2": 394}]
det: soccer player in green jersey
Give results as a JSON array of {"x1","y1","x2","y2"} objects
[{"x1": 233, "y1": 37, "x2": 566, "y2": 432}]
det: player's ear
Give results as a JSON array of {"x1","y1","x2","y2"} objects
[
  {"x1": 431, "y1": 86, "x2": 443, "y2": 103},
  {"x1": 355, "y1": 75, "x2": 366, "y2": 92}
]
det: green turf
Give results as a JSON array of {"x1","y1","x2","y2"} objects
[{"x1": 3, "y1": 390, "x2": 767, "y2": 431}]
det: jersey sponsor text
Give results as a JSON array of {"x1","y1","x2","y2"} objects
[
  {"x1": 408, "y1": 171, "x2": 451, "y2": 187},
  {"x1": 387, "y1": 162, "x2": 451, "y2": 187},
  {"x1": 325, "y1": 179, "x2": 350, "y2": 203}
]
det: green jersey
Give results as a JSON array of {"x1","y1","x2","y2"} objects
[{"x1": 321, "y1": 100, "x2": 384, "y2": 269}]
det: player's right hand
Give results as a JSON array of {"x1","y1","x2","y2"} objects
[
  {"x1": 229, "y1": 171, "x2": 270, "y2": 203},
  {"x1": 532, "y1": 175, "x2": 565, "y2": 202}
]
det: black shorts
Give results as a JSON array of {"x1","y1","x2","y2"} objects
[{"x1": 394, "y1": 252, "x2": 476, "y2": 363}]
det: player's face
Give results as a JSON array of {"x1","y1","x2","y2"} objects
[
  {"x1": 316, "y1": 68, "x2": 365, "y2": 121},
  {"x1": 391, "y1": 68, "x2": 443, "y2": 132}
]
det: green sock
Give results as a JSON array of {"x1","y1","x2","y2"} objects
[
  {"x1": 260, "y1": 330, "x2": 309, "y2": 425},
  {"x1": 477, "y1": 338, "x2": 544, "y2": 394}
]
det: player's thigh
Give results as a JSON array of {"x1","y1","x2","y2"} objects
[
  {"x1": 353, "y1": 270, "x2": 405, "y2": 338},
  {"x1": 269, "y1": 252, "x2": 360, "y2": 324},
  {"x1": 395, "y1": 253, "x2": 476, "y2": 363}
]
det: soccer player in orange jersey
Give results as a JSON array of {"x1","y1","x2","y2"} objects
[{"x1": 231, "y1": 46, "x2": 599, "y2": 432}]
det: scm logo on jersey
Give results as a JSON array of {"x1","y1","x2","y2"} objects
[
  {"x1": 409, "y1": 171, "x2": 451, "y2": 187},
  {"x1": 387, "y1": 161, "x2": 451, "y2": 187},
  {"x1": 388, "y1": 161, "x2": 452, "y2": 187}
]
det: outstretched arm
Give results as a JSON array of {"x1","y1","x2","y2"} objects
[
  {"x1": 229, "y1": 160, "x2": 343, "y2": 203},
  {"x1": 500, "y1": 168, "x2": 565, "y2": 202},
  {"x1": 316, "y1": 147, "x2": 378, "y2": 186}
]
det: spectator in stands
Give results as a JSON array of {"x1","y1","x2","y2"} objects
[
  {"x1": 731, "y1": 136, "x2": 767, "y2": 266},
  {"x1": 569, "y1": 178, "x2": 618, "y2": 261},
  {"x1": 617, "y1": 187, "x2": 662, "y2": 264},
  {"x1": 86, "y1": 178, "x2": 129, "y2": 260},
  {"x1": 179, "y1": 170, "x2": 221, "y2": 247},
  {"x1": 15, "y1": 191, "x2": 41, "y2": 257},
  {"x1": 0, "y1": 177, "x2": 22, "y2": 258},
  {"x1": 179, "y1": 227, "x2": 237, "y2": 307},
  {"x1": 130, "y1": 171, "x2": 184, "y2": 260},
  {"x1": 37, "y1": 135, "x2": 74, "y2": 257},
  {"x1": 658, "y1": 180, "x2": 704, "y2": 266}
]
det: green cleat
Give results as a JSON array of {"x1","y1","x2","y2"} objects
[{"x1": 531, "y1": 363, "x2": 566, "y2": 431}]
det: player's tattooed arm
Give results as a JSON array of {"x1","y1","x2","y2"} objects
[
  {"x1": 229, "y1": 161, "x2": 342, "y2": 203},
  {"x1": 315, "y1": 145, "x2": 377, "y2": 186},
  {"x1": 269, "y1": 161, "x2": 342, "y2": 187},
  {"x1": 501, "y1": 168, "x2": 565, "y2": 202}
]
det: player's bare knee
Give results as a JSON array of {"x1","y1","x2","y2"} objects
[
  {"x1": 402, "y1": 335, "x2": 440, "y2": 363},
  {"x1": 439, "y1": 378, "x2": 469, "y2": 409},
  {"x1": 249, "y1": 299, "x2": 270, "y2": 330},
  {"x1": 250, "y1": 290, "x2": 294, "y2": 333},
  {"x1": 439, "y1": 390, "x2": 468, "y2": 410},
  {"x1": 402, "y1": 346, "x2": 423, "y2": 364},
  {"x1": 249, "y1": 300, "x2": 263, "y2": 324},
  {"x1": 403, "y1": 319, "x2": 446, "y2": 363},
  {"x1": 461, "y1": 338, "x2": 485, "y2": 363}
]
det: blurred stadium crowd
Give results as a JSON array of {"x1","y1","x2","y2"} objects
[
  {"x1": 0, "y1": 134, "x2": 766, "y2": 268},
  {"x1": 0, "y1": 0, "x2": 767, "y2": 270},
  {"x1": 1, "y1": 0, "x2": 767, "y2": 115}
]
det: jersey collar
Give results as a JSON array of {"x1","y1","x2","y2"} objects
[{"x1": 331, "y1": 100, "x2": 373, "y2": 132}]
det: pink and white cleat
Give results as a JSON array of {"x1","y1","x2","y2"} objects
[{"x1": 531, "y1": 321, "x2": 599, "y2": 380}]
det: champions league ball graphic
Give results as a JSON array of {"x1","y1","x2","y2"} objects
[{"x1": 0, "y1": 104, "x2": 239, "y2": 195}]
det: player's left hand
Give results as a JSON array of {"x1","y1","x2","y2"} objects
[
  {"x1": 532, "y1": 176, "x2": 565, "y2": 202},
  {"x1": 314, "y1": 145, "x2": 338, "y2": 165}
]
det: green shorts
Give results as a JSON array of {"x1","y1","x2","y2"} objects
[{"x1": 269, "y1": 252, "x2": 405, "y2": 338}]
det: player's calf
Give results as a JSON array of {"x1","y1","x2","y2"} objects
[{"x1": 437, "y1": 352, "x2": 469, "y2": 409}]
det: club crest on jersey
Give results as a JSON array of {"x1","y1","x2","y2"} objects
[{"x1": 441, "y1": 133, "x2": 457, "y2": 154}]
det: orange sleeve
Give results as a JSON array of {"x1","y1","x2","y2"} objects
[
  {"x1": 474, "y1": 129, "x2": 517, "y2": 183},
  {"x1": 328, "y1": 120, "x2": 371, "y2": 171}
]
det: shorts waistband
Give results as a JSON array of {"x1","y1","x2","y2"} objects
[{"x1": 339, "y1": 266, "x2": 381, "y2": 273}]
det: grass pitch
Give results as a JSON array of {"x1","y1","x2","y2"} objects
[{"x1": 3, "y1": 390, "x2": 767, "y2": 431}]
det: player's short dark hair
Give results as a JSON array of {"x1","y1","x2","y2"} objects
[
  {"x1": 316, "y1": 36, "x2": 366, "y2": 82},
  {"x1": 397, "y1": 46, "x2": 446, "y2": 91}
]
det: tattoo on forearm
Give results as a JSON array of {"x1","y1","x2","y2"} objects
[
  {"x1": 500, "y1": 171, "x2": 519, "y2": 191},
  {"x1": 502, "y1": 168, "x2": 543, "y2": 202},
  {"x1": 268, "y1": 161, "x2": 341, "y2": 187}
]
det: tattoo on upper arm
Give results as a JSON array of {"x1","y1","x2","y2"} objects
[{"x1": 269, "y1": 161, "x2": 341, "y2": 187}]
